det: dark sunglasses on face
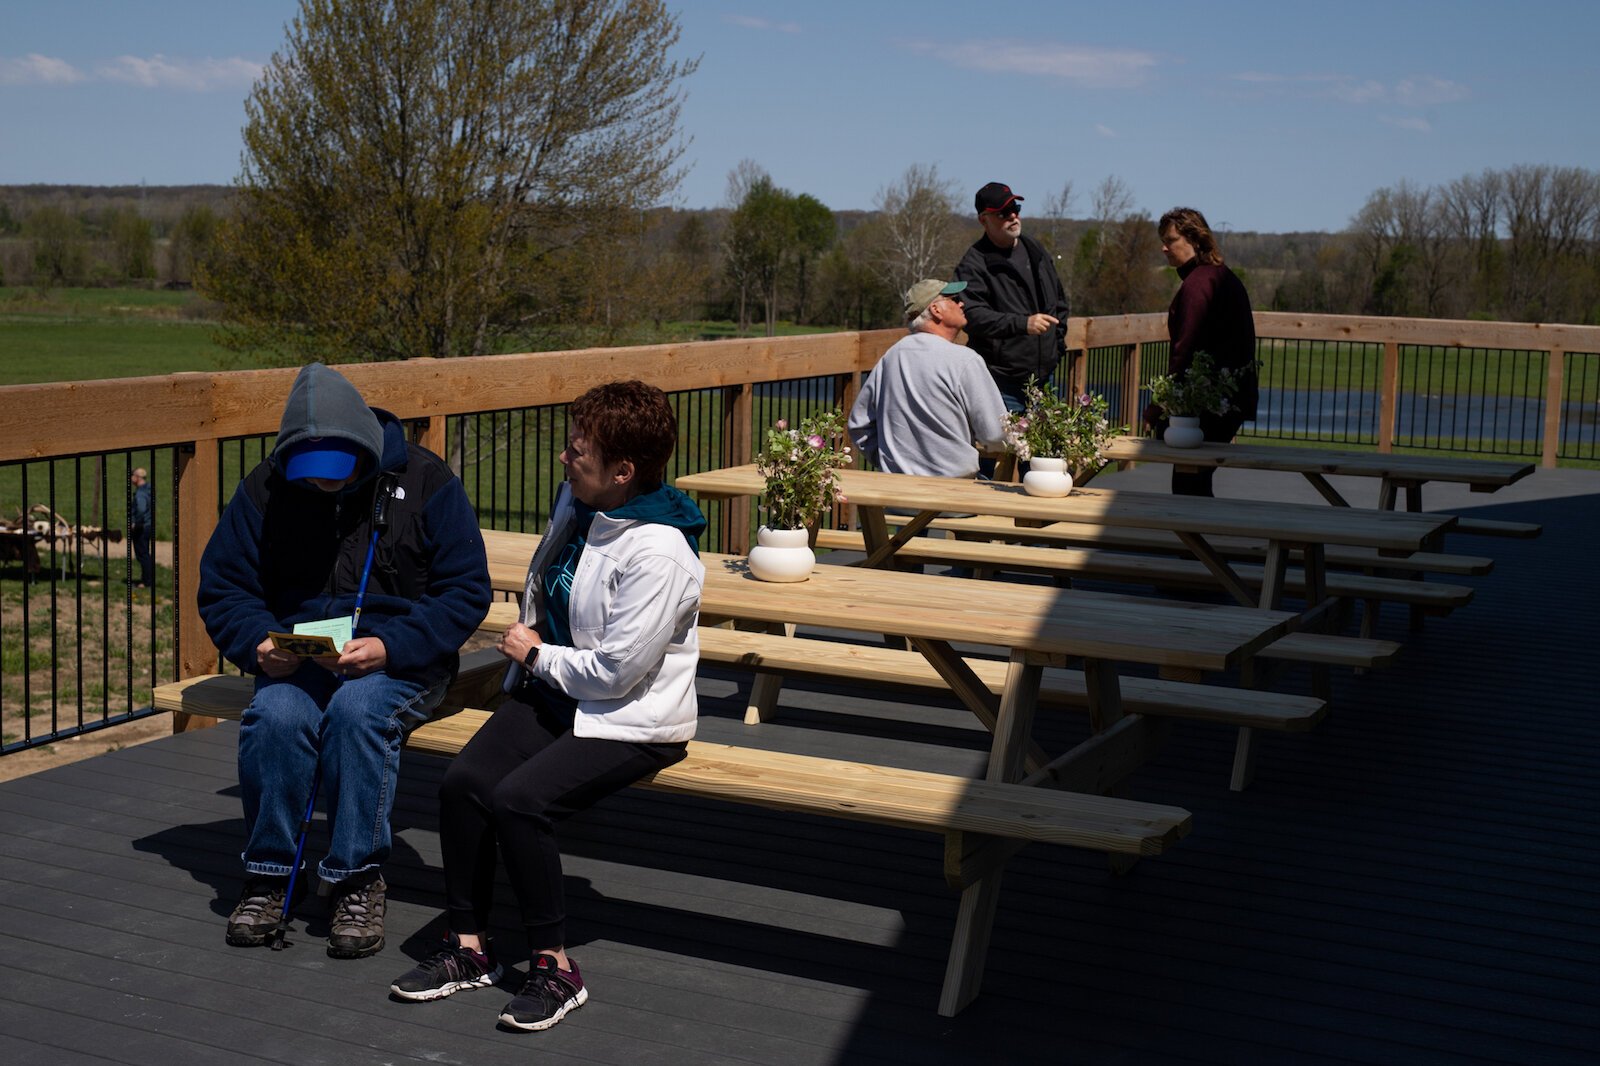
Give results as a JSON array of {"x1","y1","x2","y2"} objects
[{"x1": 984, "y1": 205, "x2": 1021, "y2": 219}]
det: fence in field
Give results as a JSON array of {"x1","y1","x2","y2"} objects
[{"x1": 1, "y1": 312, "x2": 1596, "y2": 757}]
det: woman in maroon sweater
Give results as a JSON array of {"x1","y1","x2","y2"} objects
[{"x1": 1149, "y1": 207, "x2": 1258, "y2": 496}]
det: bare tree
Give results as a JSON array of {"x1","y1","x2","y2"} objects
[
  {"x1": 721, "y1": 159, "x2": 770, "y2": 332},
  {"x1": 1040, "y1": 180, "x2": 1077, "y2": 253},
  {"x1": 871, "y1": 163, "x2": 962, "y2": 295},
  {"x1": 1091, "y1": 176, "x2": 1136, "y2": 239}
]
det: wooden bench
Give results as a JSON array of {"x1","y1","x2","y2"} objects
[
  {"x1": 697, "y1": 625, "x2": 1327, "y2": 791},
  {"x1": 152, "y1": 656, "x2": 1192, "y2": 1017},
  {"x1": 1451, "y1": 516, "x2": 1541, "y2": 539},
  {"x1": 812, "y1": 528, "x2": 1474, "y2": 617},
  {"x1": 916, "y1": 514, "x2": 1495, "y2": 576}
]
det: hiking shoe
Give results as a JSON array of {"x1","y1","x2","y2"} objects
[
  {"x1": 225, "y1": 874, "x2": 307, "y2": 947},
  {"x1": 498, "y1": 954, "x2": 587, "y2": 1032},
  {"x1": 327, "y1": 873, "x2": 387, "y2": 958},
  {"x1": 390, "y1": 938, "x2": 502, "y2": 1001}
]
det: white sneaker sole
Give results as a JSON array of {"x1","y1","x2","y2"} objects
[
  {"x1": 498, "y1": 986, "x2": 588, "y2": 1031},
  {"x1": 390, "y1": 964, "x2": 503, "y2": 1002}
]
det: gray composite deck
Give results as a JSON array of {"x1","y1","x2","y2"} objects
[{"x1": 2, "y1": 464, "x2": 1597, "y2": 1065}]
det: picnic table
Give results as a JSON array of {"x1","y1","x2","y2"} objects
[
  {"x1": 480, "y1": 528, "x2": 1295, "y2": 1013},
  {"x1": 675, "y1": 465, "x2": 1457, "y2": 617},
  {"x1": 1100, "y1": 436, "x2": 1536, "y2": 523}
]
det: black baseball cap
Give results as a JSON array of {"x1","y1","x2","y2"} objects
[{"x1": 975, "y1": 182, "x2": 1023, "y2": 214}]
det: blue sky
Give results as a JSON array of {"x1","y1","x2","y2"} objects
[{"x1": 3, "y1": 1, "x2": 1596, "y2": 233}]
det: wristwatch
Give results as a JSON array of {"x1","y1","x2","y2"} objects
[{"x1": 523, "y1": 645, "x2": 540, "y2": 669}]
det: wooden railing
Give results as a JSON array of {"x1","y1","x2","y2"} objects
[
  {"x1": 1071, "y1": 312, "x2": 1600, "y2": 466},
  {"x1": 1, "y1": 311, "x2": 1596, "y2": 745}
]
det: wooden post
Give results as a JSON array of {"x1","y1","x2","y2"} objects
[
  {"x1": 1378, "y1": 341, "x2": 1399, "y2": 453},
  {"x1": 173, "y1": 437, "x2": 220, "y2": 733},
  {"x1": 724, "y1": 384, "x2": 754, "y2": 555},
  {"x1": 1121, "y1": 343, "x2": 1143, "y2": 435},
  {"x1": 418, "y1": 414, "x2": 446, "y2": 461},
  {"x1": 1542, "y1": 347, "x2": 1565, "y2": 468}
]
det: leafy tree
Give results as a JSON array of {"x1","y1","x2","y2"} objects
[
  {"x1": 167, "y1": 205, "x2": 219, "y2": 286},
  {"x1": 108, "y1": 208, "x2": 156, "y2": 280},
  {"x1": 26, "y1": 205, "x2": 87, "y2": 288},
  {"x1": 203, "y1": 0, "x2": 697, "y2": 364},
  {"x1": 723, "y1": 171, "x2": 834, "y2": 335}
]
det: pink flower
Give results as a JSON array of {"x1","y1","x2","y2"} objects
[
  {"x1": 1078, "y1": 394, "x2": 1093, "y2": 406},
  {"x1": 807, "y1": 434, "x2": 825, "y2": 448},
  {"x1": 837, "y1": 493, "x2": 848, "y2": 503},
  {"x1": 775, "y1": 419, "x2": 788, "y2": 430}
]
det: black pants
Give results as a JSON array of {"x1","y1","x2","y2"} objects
[
  {"x1": 1171, "y1": 411, "x2": 1248, "y2": 497},
  {"x1": 437, "y1": 684, "x2": 686, "y2": 949},
  {"x1": 132, "y1": 524, "x2": 154, "y2": 587}
]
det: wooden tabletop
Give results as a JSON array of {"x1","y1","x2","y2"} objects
[
  {"x1": 481, "y1": 529, "x2": 1296, "y2": 673},
  {"x1": 675, "y1": 465, "x2": 1455, "y2": 552},
  {"x1": 1100, "y1": 437, "x2": 1534, "y2": 490}
]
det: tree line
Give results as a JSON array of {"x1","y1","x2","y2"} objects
[{"x1": 3, "y1": 0, "x2": 1596, "y2": 360}]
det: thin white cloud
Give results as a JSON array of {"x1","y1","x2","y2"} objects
[
  {"x1": 1380, "y1": 114, "x2": 1432, "y2": 132},
  {"x1": 724, "y1": 14, "x2": 801, "y2": 34},
  {"x1": 1231, "y1": 70, "x2": 1468, "y2": 109},
  {"x1": 1093, "y1": 123, "x2": 1117, "y2": 138},
  {"x1": 97, "y1": 55, "x2": 262, "y2": 91},
  {"x1": 1327, "y1": 79, "x2": 1388, "y2": 105},
  {"x1": 1393, "y1": 76, "x2": 1469, "y2": 106},
  {"x1": 0, "y1": 53, "x2": 86, "y2": 85},
  {"x1": 907, "y1": 40, "x2": 1158, "y2": 89}
]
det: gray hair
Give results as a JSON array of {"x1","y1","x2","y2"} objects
[{"x1": 908, "y1": 307, "x2": 935, "y2": 332}]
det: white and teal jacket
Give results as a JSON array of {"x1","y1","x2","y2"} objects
[{"x1": 504, "y1": 481, "x2": 706, "y2": 743}]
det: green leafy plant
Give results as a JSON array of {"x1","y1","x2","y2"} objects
[
  {"x1": 1002, "y1": 380, "x2": 1125, "y2": 471},
  {"x1": 754, "y1": 409, "x2": 852, "y2": 529},
  {"x1": 1148, "y1": 350, "x2": 1252, "y2": 418}
]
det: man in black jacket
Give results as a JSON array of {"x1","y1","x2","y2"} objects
[{"x1": 953, "y1": 181, "x2": 1070, "y2": 412}]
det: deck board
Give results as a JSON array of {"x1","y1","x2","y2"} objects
[{"x1": 2, "y1": 465, "x2": 1598, "y2": 1064}]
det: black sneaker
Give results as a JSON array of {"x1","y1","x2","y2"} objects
[
  {"x1": 498, "y1": 954, "x2": 587, "y2": 1031},
  {"x1": 390, "y1": 938, "x2": 503, "y2": 1001},
  {"x1": 225, "y1": 874, "x2": 307, "y2": 947},
  {"x1": 327, "y1": 872, "x2": 386, "y2": 959}
]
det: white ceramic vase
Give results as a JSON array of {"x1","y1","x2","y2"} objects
[
  {"x1": 1021, "y1": 456, "x2": 1074, "y2": 497},
  {"x1": 747, "y1": 526, "x2": 815, "y2": 582},
  {"x1": 1163, "y1": 415, "x2": 1205, "y2": 449}
]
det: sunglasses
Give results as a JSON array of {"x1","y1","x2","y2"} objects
[{"x1": 982, "y1": 205, "x2": 1021, "y2": 219}]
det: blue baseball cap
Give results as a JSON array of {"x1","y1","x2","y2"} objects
[{"x1": 282, "y1": 437, "x2": 362, "y2": 482}]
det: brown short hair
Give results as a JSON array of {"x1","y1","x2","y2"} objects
[
  {"x1": 569, "y1": 380, "x2": 679, "y2": 487},
  {"x1": 1158, "y1": 207, "x2": 1225, "y2": 266}
]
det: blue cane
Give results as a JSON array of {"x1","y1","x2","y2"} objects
[{"x1": 270, "y1": 515, "x2": 384, "y2": 951}]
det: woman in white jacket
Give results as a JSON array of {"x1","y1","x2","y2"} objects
[{"x1": 390, "y1": 381, "x2": 706, "y2": 1033}]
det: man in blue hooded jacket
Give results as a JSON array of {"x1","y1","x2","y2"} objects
[{"x1": 199, "y1": 362, "x2": 491, "y2": 959}]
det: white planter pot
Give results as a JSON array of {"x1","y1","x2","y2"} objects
[
  {"x1": 1163, "y1": 415, "x2": 1205, "y2": 449},
  {"x1": 747, "y1": 526, "x2": 815, "y2": 582},
  {"x1": 1021, "y1": 456, "x2": 1074, "y2": 497}
]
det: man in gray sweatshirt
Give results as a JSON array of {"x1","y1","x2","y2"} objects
[{"x1": 848, "y1": 278, "x2": 1008, "y2": 478}]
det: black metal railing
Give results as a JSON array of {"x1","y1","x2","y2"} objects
[{"x1": 1, "y1": 447, "x2": 179, "y2": 755}]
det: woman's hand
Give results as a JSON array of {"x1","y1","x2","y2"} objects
[{"x1": 497, "y1": 622, "x2": 542, "y2": 666}]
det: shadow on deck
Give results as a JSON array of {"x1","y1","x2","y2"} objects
[{"x1": 2, "y1": 467, "x2": 1597, "y2": 1065}]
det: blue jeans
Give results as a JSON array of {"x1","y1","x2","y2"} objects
[{"x1": 238, "y1": 666, "x2": 445, "y2": 883}]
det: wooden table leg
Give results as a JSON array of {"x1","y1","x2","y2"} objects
[
  {"x1": 938, "y1": 649, "x2": 1043, "y2": 1016},
  {"x1": 739, "y1": 619, "x2": 794, "y2": 725}
]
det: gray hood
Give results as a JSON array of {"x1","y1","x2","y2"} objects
[{"x1": 272, "y1": 363, "x2": 385, "y2": 467}]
